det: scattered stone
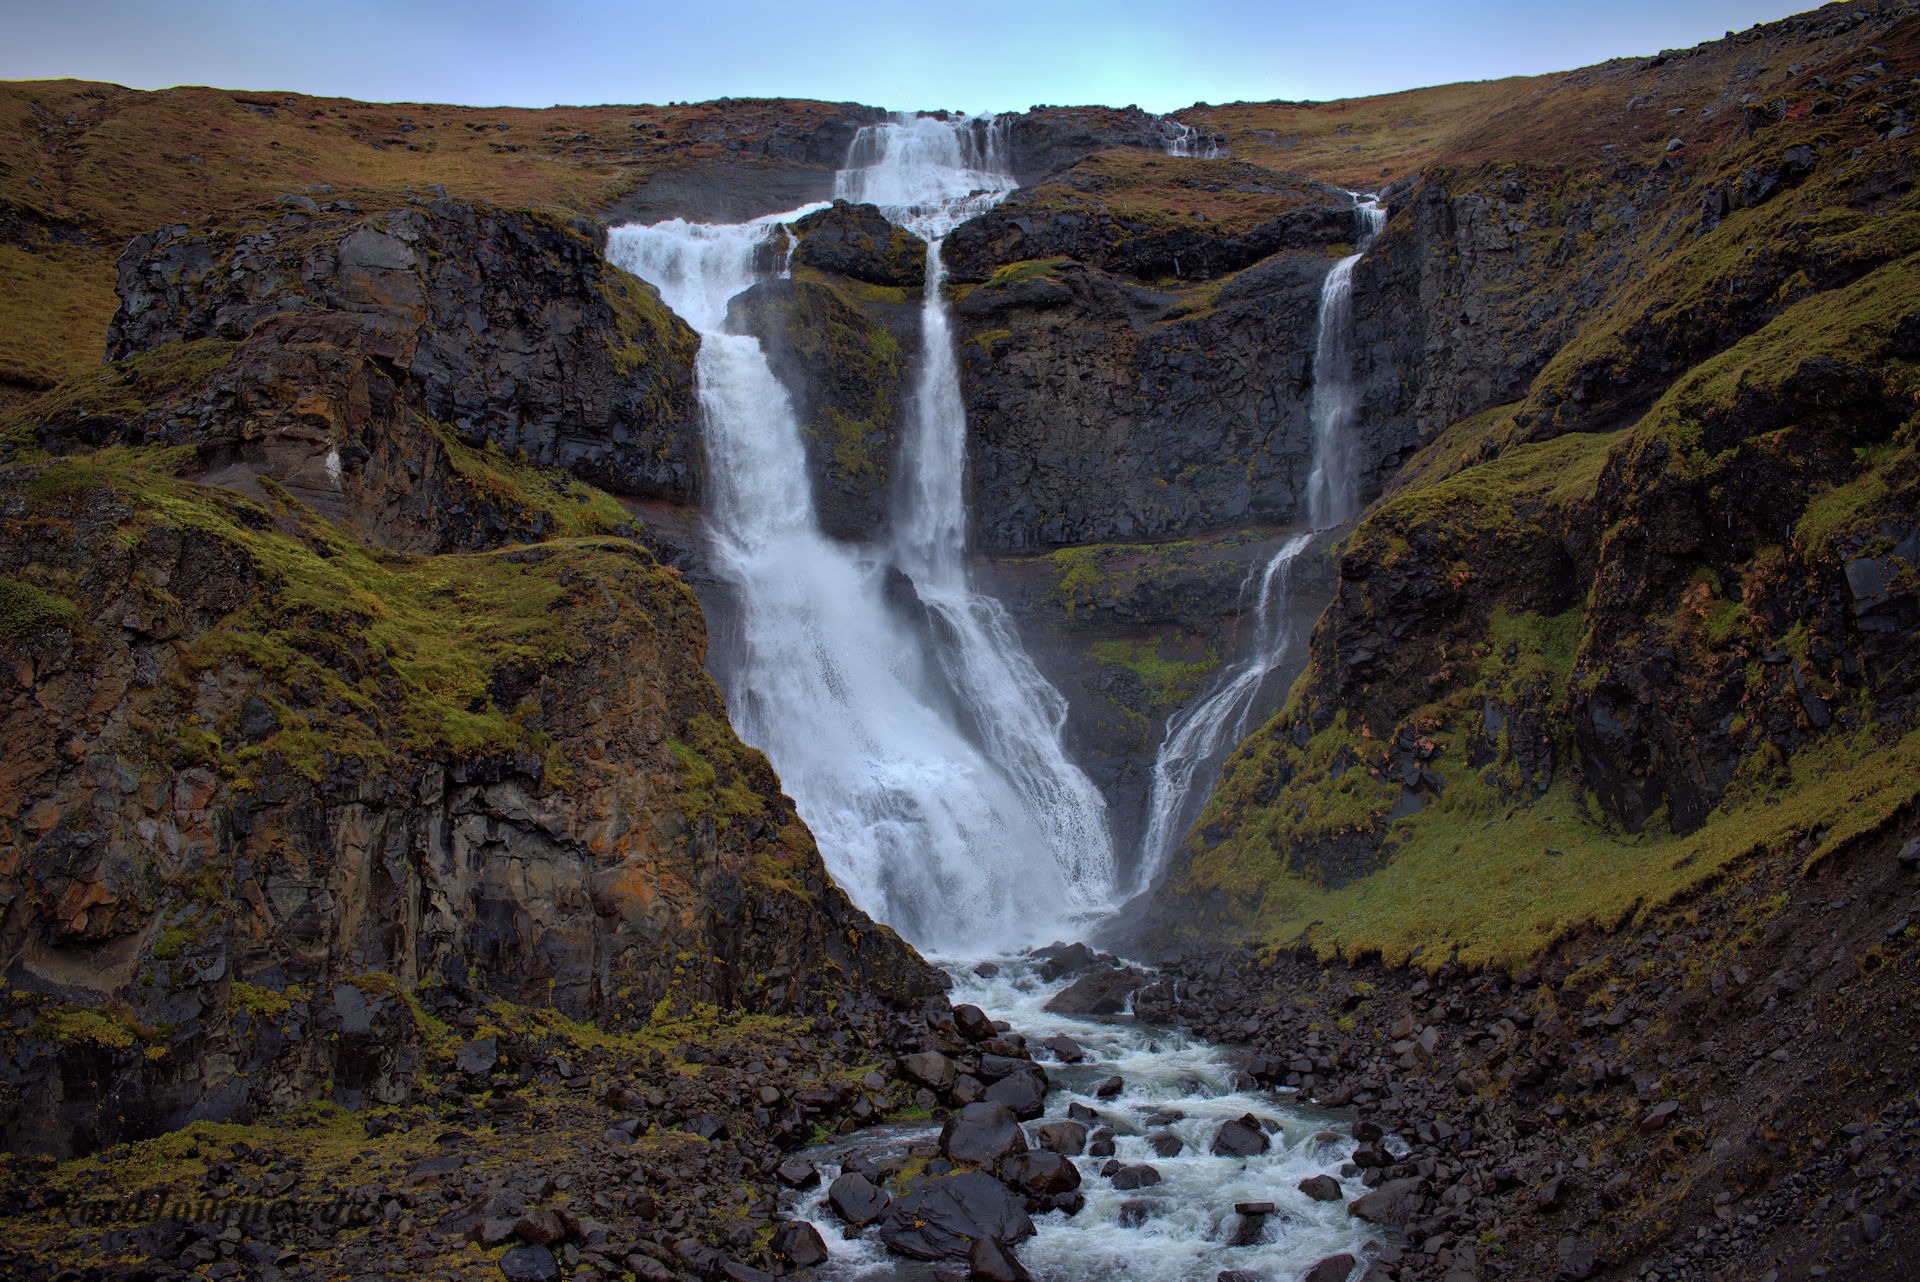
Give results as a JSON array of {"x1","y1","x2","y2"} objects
[
  {"x1": 1110, "y1": 1163, "x2": 1162, "y2": 1190},
  {"x1": 954, "y1": 1004, "x2": 997, "y2": 1041},
  {"x1": 512, "y1": 1209, "x2": 567, "y2": 1246},
  {"x1": 456, "y1": 1035, "x2": 498, "y2": 1076},
  {"x1": 1638, "y1": 1100, "x2": 1680, "y2": 1134},
  {"x1": 776, "y1": 1157, "x2": 819, "y2": 1189},
  {"x1": 1348, "y1": 1177, "x2": 1428, "y2": 1227},
  {"x1": 1299, "y1": 1175, "x2": 1343, "y2": 1202},
  {"x1": 900, "y1": 1050, "x2": 959, "y2": 1092},
  {"x1": 1094, "y1": 1075, "x2": 1124, "y2": 1098},
  {"x1": 1043, "y1": 1033, "x2": 1086, "y2": 1062},
  {"x1": 1302, "y1": 1253, "x2": 1358, "y2": 1282},
  {"x1": 498, "y1": 1245, "x2": 560, "y2": 1282},
  {"x1": 1211, "y1": 1114, "x2": 1271, "y2": 1157},
  {"x1": 1148, "y1": 1131, "x2": 1184, "y2": 1158}
]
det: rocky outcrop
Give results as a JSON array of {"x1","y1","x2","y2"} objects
[
  {"x1": 105, "y1": 196, "x2": 702, "y2": 507},
  {"x1": 791, "y1": 200, "x2": 927, "y2": 287},
  {"x1": 0, "y1": 196, "x2": 942, "y2": 1159},
  {"x1": 1002, "y1": 106, "x2": 1224, "y2": 182}
]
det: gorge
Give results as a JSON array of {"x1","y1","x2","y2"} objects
[{"x1": 2, "y1": 3, "x2": 1920, "y2": 1280}]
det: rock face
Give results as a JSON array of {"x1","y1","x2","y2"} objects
[
  {"x1": 107, "y1": 197, "x2": 703, "y2": 507},
  {"x1": 0, "y1": 197, "x2": 942, "y2": 1158}
]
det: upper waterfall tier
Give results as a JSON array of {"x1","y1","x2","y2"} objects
[{"x1": 835, "y1": 112, "x2": 1019, "y2": 240}]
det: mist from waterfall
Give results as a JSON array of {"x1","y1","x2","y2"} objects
[
  {"x1": 606, "y1": 114, "x2": 1114, "y2": 950},
  {"x1": 1131, "y1": 194, "x2": 1386, "y2": 895}
]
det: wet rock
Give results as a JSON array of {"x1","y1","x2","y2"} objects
[
  {"x1": 827, "y1": 1172, "x2": 891, "y2": 1227},
  {"x1": 878, "y1": 1172, "x2": 1035, "y2": 1260},
  {"x1": 1043, "y1": 1033, "x2": 1086, "y2": 1062},
  {"x1": 1225, "y1": 1207, "x2": 1273, "y2": 1246},
  {"x1": 776, "y1": 1157, "x2": 819, "y2": 1189},
  {"x1": 940, "y1": 1102, "x2": 1029, "y2": 1167},
  {"x1": 968, "y1": 1235, "x2": 1036, "y2": 1282},
  {"x1": 1002, "y1": 1150, "x2": 1082, "y2": 1196},
  {"x1": 498, "y1": 1245, "x2": 560, "y2": 1282},
  {"x1": 1094, "y1": 1075, "x2": 1124, "y2": 1098},
  {"x1": 954, "y1": 1004, "x2": 998, "y2": 1042},
  {"x1": 1044, "y1": 968, "x2": 1148, "y2": 1015},
  {"x1": 1299, "y1": 1174, "x2": 1343, "y2": 1202},
  {"x1": 1087, "y1": 1127, "x2": 1116, "y2": 1157},
  {"x1": 1036, "y1": 1120, "x2": 1088, "y2": 1155},
  {"x1": 772, "y1": 1220, "x2": 828, "y2": 1268},
  {"x1": 986, "y1": 1067, "x2": 1050, "y2": 1120},
  {"x1": 1110, "y1": 1163, "x2": 1162, "y2": 1190},
  {"x1": 1210, "y1": 1114, "x2": 1271, "y2": 1157},
  {"x1": 1067, "y1": 1101, "x2": 1101, "y2": 1123},
  {"x1": 1035, "y1": 941, "x2": 1101, "y2": 981},
  {"x1": 1303, "y1": 1253, "x2": 1358, "y2": 1282},
  {"x1": 1148, "y1": 1131, "x2": 1184, "y2": 1157}
]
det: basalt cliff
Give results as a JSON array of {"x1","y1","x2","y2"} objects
[{"x1": 1, "y1": 2, "x2": 1919, "y2": 1280}]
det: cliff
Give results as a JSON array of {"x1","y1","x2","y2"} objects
[{"x1": 0, "y1": 194, "x2": 942, "y2": 1163}]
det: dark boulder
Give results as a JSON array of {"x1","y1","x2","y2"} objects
[
  {"x1": 498, "y1": 1245, "x2": 560, "y2": 1282},
  {"x1": 1043, "y1": 1033, "x2": 1086, "y2": 1062},
  {"x1": 1001, "y1": 1151, "x2": 1083, "y2": 1197},
  {"x1": 985, "y1": 1067, "x2": 1050, "y2": 1120},
  {"x1": 968, "y1": 1235, "x2": 1036, "y2": 1282},
  {"x1": 1348, "y1": 1177, "x2": 1428, "y2": 1227},
  {"x1": 1035, "y1": 941, "x2": 1101, "y2": 981},
  {"x1": 940, "y1": 1101, "x2": 1029, "y2": 1167},
  {"x1": 827, "y1": 1172, "x2": 891, "y2": 1227},
  {"x1": 1044, "y1": 968, "x2": 1148, "y2": 1016},
  {"x1": 954, "y1": 1004, "x2": 998, "y2": 1041},
  {"x1": 1298, "y1": 1174, "x2": 1343, "y2": 1202},
  {"x1": 1303, "y1": 1254, "x2": 1358, "y2": 1282},
  {"x1": 1036, "y1": 1120, "x2": 1088, "y2": 1155},
  {"x1": 899, "y1": 1050, "x2": 959, "y2": 1092},
  {"x1": 772, "y1": 1220, "x2": 828, "y2": 1268},
  {"x1": 878, "y1": 1172, "x2": 1035, "y2": 1261},
  {"x1": 1211, "y1": 1114, "x2": 1271, "y2": 1157},
  {"x1": 1110, "y1": 1163, "x2": 1162, "y2": 1190}
]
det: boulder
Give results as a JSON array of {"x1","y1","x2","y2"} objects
[
  {"x1": 1348, "y1": 1177, "x2": 1428, "y2": 1227},
  {"x1": 1110, "y1": 1163, "x2": 1162, "y2": 1190},
  {"x1": 985, "y1": 1067, "x2": 1050, "y2": 1120},
  {"x1": 1147, "y1": 1131, "x2": 1184, "y2": 1158},
  {"x1": 1036, "y1": 1120, "x2": 1087, "y2": 1155},
  {"x1": 1211, "y1": 1114, "x2": 1271, "y2": 1157},
  {"x1": 1043, "y1": 968, "x2": 1147, "y2": 1015},
  {"x1": 772, "y1": 1220, "x2": 828, "y2": 1268},
  {"x1": 878, "y1": 1172, "x2": 1035, "y2": 1260},
  {"x1": 1299, "y1": 1174, "x2": 1343, "y2": 1202},
  {"x1": 1302, "y1": 1254, "x2": 1358, "y2": 1282},
  {"x1": 900, "y1": 1050, "x2": 959, "y2": 1092},
  {"x1": 827, "y1": 1172, "x2": 891, "y2": 1227},
  {"x1": 1035, "y1": 941, "x2": 1101, "y2": 981},
  {"x1": 1001, "y1": 1151, "x2": 1083, "y2": 1196},
  {"x1": 1043, "y1": 1033, "x2": 1086, "y2": 1062},
  {"x1": 968, "y1": 1235, "x2": 1036, "y2": 1282},
  {"x1": 790, "y1": 200, "x2": 927, "y2": 287},
  {"x1": 940, "y1": 1101, "x2": 1029, "y2": 1167},
  {"x1": 498, "y1": 1245, "x2": 560, "y2": 1282},
  {"x1": 954, "y1": 1004, "x2": 998, "y2": 1041}
]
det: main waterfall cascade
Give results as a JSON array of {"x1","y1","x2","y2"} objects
[
  {"x1": 607, "y1": 115, "x2": 1115, "y2": 951},
  {"x1": 1132, "y1": 195, "x2": 1388, "y2": 895}
]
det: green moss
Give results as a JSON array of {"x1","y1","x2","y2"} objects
[
  {"x1": 425, "y1": 417, "x2": 632, "y2": 538},
  {"x1": 1086, "y1": 637, "x2": 1219, "y2": 708},
  {"x1": 229, "y1": 980, "x2": 296, "y2": 1019},
  {"x1": 985, "y1": 257, "x2": 1072, "y2": 287},
  {"x1": 669, "y1": 711, "x2": 770, "y2": 830},
  {"x1": 0, "y1": 573, "x2": 77, "y2": 646},
  {"x1": 2, "y1": 339, "x2": 239, "y2": 448},
  {"x1": 34, "y1": 1003, "x2": 155, "y2": 1051}
]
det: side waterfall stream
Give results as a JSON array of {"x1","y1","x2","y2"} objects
[{"x1": 611, "y1": 117, "x2": 1387, "y2": 1279}]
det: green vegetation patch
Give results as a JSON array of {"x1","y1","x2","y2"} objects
[
  {"x1": 1087, "y1": 637, "x2": 1219, "y2": 708},
  {"x1": 0, "y1": 573, "x2": 77, "y2": 646}
]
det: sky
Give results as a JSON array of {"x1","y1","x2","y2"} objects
[{"x1": 2, "y1": 0, "x2": 1825, "y2": 115}]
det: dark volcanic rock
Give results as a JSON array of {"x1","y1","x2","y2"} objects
[
  {"x1": 791, "y1": 200, "x2": 927, "y2": 286},
  {"x1": 1044, "y1": 967, "x2": 1149, "y2": 1016},
  {"x1": 941, "y1": 1102, "x2": 1029, "y2": 1167},
  {"x1": 985, "y1": 1067, "x2": 1050, "y2": 1120},
  {"x1": 968, "y1": 1235, "x2": 1036, "y2": 1282},
  {"x1": 107, "y1": 198, "x2": 703, "y2": 507},
  {"x1": 827, "y1": 1171, "x2": 891, "y2": 1227},
  {"x1": 878, "y1": 1172, "x2": 1035, "y2": 1260},
  {"x1": 1211, "y1": 1114, "x2": 1271, "y2": 1158}
]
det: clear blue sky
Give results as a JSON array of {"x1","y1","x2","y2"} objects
[{"x1": 2, "y1": 0, "x2": 1824, "y2": 114}]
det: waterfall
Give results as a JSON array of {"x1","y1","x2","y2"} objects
[
  {"x1": 1164, "y1": 121, "x2": 1222, "y2": 159},
  {"x1": 1131, "y1": 194, "x2": 1386, "y2": 894},
  {"x1": 605, "y1": 115, "x2": 1114, "y2": 950}
]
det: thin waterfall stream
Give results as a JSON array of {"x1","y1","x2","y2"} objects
[
  {"x1": 611, "y1": 126, "x2": 1386, "y2": 1281},
  {"x1": 1132, "y1": 195, "x2": 1387, "y2": 898}
]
